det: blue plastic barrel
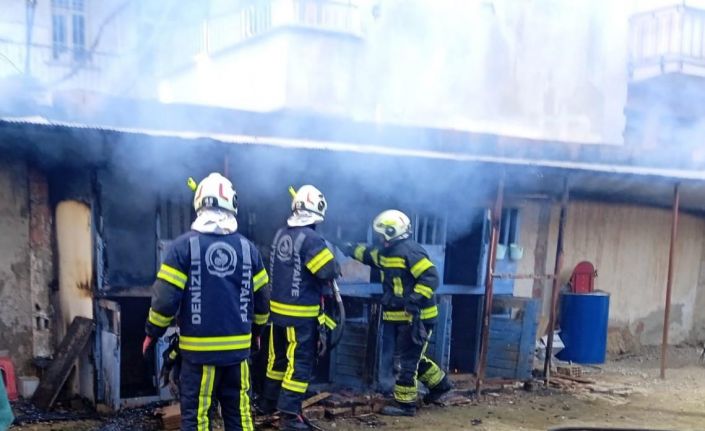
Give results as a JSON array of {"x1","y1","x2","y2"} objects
[{"x1": 556, "y1": 291, "x2": 610, "y2": 364}]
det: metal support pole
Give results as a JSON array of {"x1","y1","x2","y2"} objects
[
  {"x1": 544, "y1": 178, "x2": 569, "y2": 386},
  {"x1": 224, "y1": 154, "x2": 230, "y2": 177},
  {"x1": 475, "y1": 174, "x2": 505, "y2": 396},
  {"x1": 660, "y1": 183, "x2": 680, "y2": 379}
]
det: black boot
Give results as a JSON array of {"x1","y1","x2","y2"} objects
[
  {"x1": 280, "y1": 413, "x2": 311, "y2": 431},
  {"x1": 424, "y1": 377, "x2": 453, "y2": 405},
  {"x1": 254, "y1": 397, "x2": 277, "y2": 416},
  {"x1": 380, "y1": 402, "x2": 416, "y2": 417}
]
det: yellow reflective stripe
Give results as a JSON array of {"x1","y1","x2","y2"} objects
[
  {"x1": 253, "y1": 269, "x2": 269, "y2": 292},
  {"x1": 414, "y1": 283, "x2": 434, "y2": 299},
  {"x1": 318, "y1": 314, "x2": 337, "y2": 330},
  {"x1": 148, "y1": 308, "x2": 173, "y2": 328},
  {"x1": 306, "y1": 248, "x2": 334, "y2": 274},
  {"x1": 270, "y1": 300, "x2": 320, "y2": 318},
  {"x1": 197, "y1": 365, "x2": 215, "y2": 431},
  {"x1": 240, "y1": 361, "x2": 254, "y2": 431},
  {"x1": 393, "y1": 277, "x2": 404, "y2": 297},
  {"x1": 380, "y1": 256, "x2": 406, "y2": 269},
  {"x1": 283, "y1": 327, "x2": 306, "y2": 393},
  {"x1": 282, "y1": 378, "x2": 308, "y2": 394},
  {"x1": 354, "y1": 245, "x2": 366, "y2": 262},
  {"x1": 393, "y1": 384, "x2": 417, "y2": 403},
  {"x1": 180, "y1": 334, "x2": 252, "y2": 352},
  {"x1": 267, "y1": 370, "x2": 285, "y2": 380},
  {"x1": 382, "y1": 305, "x2": 439, "y2": 322},
  {"x1": 266, "y1": 326, "x2": 283, "y2": 380},
  {"x1": 370, "y1": 249, "x2": 380, "y2": 266},
  {"x1": 419, "y1": 361, "x2": 445, "y2": 388},
  {"x1": 168, "y1": 350, "x2": 178, "y2": 360},
  {"x1": 383, "y1": 310, "x2": 411, "y2": 322},
  {"x1": 157, "y1": 263, "x2": 188, "y2": 289},
  {"x1": 254, "y1": 313, "x2": 270, "y2": 325},
  {"x1": 410, "y1": 258, "x2": 434, "y2": 278},
  {"x1": 420, "y1": 305, "x2": 439, "y2": 320}
]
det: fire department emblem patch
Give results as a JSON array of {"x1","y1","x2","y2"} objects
[
  {"x1": 205, "y1": 241, "x2": 238, "y2": 277},
  {"x1": 276, "y1": 234, "x2": 294, "y2": 262}
]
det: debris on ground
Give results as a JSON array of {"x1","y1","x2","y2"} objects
[{"x1": 31, "y1": 317, "x2": 95, "y2": 411}]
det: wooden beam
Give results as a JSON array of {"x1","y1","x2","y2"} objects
[
  {"x1": 660, "y1": 183, "x2": 680, "y2": 379},
  {"x1": 475, "y1": 174, "x2": 505, "y2": 396},
  {"x1": 544, "y1": 178, "x2": 570, "y2": 386},
  {"x1": 32, "y1": 317, "x2": 95, "y2": 410}
]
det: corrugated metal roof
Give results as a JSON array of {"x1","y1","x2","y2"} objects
[{"x1": 3, "y1": 115, "x2": 705, "y2": 183}]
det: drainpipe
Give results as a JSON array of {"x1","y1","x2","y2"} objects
[
  {"x1": 660, "y1": 183, "x2": 680, "y2": 379},
  {"x1": 544, "y1": 177, "x2": 569, "y2": 386},
  {"x1": 25, "y1": 0, "x2": 37, "y2": 76},
  {"x1": 475, "y1": 173, "x2": 504, "y2": 396}
]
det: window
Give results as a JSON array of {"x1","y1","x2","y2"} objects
[{"x1": 51, "y1": 0, "x2": 86, "y2": 61}]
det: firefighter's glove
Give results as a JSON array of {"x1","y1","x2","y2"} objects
[
  {"x1": 142, "y1": 335, "x2": 155, "y2": 358},
  {"x1": 339, "y1": 242, "x2": 356, "y2": 258},
  {"x1": 411, "y1": 315, "x2": 428, "y2": 346},
  {"x1": 160, "y1": 334, "x2": 180, "y2": 389},
  {"x1": 251, "y1": 324, "x2": 263, "y2": 358},
  {"x1": 404, "y1": 302, "x2": 420, "y2": 318}
]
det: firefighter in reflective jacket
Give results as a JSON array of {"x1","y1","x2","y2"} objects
[
  {"x1": 259, "y1": 185, "x2": 339, "y2": 431},
  {"x1": 142, "y1": 173, "x2": 270, "y2": 431},
  {"x1": 345, "y1": 209, "x2": 451, "y2": 416}
]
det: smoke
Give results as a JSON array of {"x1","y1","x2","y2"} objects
[{"x1": 2, "y1": 0, "x2": 704, "y2": 244}]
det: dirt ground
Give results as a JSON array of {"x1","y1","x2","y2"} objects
[{"x1": 10, "y1": 345, "x2": 705, "y2": 431}]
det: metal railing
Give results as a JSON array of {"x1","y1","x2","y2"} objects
[
  {"x1": 204, "y1": 0, "x2": 361, "y2": 55},
  {"x1": 628, "y1": 5, "x2": 705, "y2": 79},
  {"x1": 0, "y1": 38, "x2": 120, "y2": 93}
]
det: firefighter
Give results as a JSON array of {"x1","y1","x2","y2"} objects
[
  {"x1": 259, "y1": 185, "x2": 339, "y2": 431},
  {"x1": 343, "y1": 209, "x2": 452, "y2": 416},
  {"x1": 142, "y1": 173, "x2": 270, "y2": 431}
]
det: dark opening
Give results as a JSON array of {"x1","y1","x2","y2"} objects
[
  {"x1": 449, "y1": 294, "x2": 483, "y2": 373},
  {"x1": 444, "y1": 212, "x2": 485, "y2": 286},
  {"x1": 116, "y1": 297, "x2": 159, "y2": 399}
]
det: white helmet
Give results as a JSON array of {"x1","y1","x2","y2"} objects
[
  {"x1": 287, "y1": 185, "x2": 327, "y2": 227},
  {"x1": 193, "y1": 173, "x2": 238, "y2": 214},
  {"x1": 373, "y1": 209, "x2": 411, "y2": 242}
]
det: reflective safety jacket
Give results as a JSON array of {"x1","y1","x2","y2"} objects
[
  {"x1": 353, "y1": 238, "x2": 439, "y2": 324},
  {"x1": 145, "y1": 230, "x2": 270, "y2": 366},
  {"x1": 269, "y1": 226, "x2": 338, "y2": 327}
]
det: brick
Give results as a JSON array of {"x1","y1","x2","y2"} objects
[
  {"x1": 305, "y1": 406, "x2": 326, "y2": 420},
  {"x1": 325, "y1": 407, "x2": 353, "y2": 419}
]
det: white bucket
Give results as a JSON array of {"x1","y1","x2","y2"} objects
[
  {"x1": 509, "y1": 244, "x2": 524, "y2": 261},
  {"x1": 496, "y1": 244, "x2": 507, "y2": 260},
  {"x1": 18, "y1": 376, "x2": 39, "y2": 398}
]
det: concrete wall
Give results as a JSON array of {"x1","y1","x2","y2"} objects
[
  {"x1": 0, "y1": 157, "x2": 33, "y2": 374},
  {"x1": 561, "y1": 201, "x2": 705, "y2": 345},
  {"x1": 515, "y1": 198, "x2": 705, "y2": 346},
  {"x1": 0, "y1": 157, "x2": 55, "y2": 375}
]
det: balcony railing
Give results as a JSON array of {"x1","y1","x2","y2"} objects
[
  {"x1": 206, "y1": 0, "x2": 361, "y2": 54},
  {"x1": 628, "y1": 5, "x2": 705, "y2": 80}
]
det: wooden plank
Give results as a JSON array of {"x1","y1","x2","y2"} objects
[
  {"x1": 302, "y1": 392, "x2": 332, "y2": 409},
  {"x1": 32, "y1": 317, "x2": 95, "y2": 410}
]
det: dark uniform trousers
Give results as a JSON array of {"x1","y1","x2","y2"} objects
[
  {"x1": 180, "y1": 359, "x2": 254, "y2": 431},
  {"x1": 262, "y1": 320, "x2": 317, "y2": 414},
  {"x1": 391, "y1": 322, "x2": 449, "y2": 406}
]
